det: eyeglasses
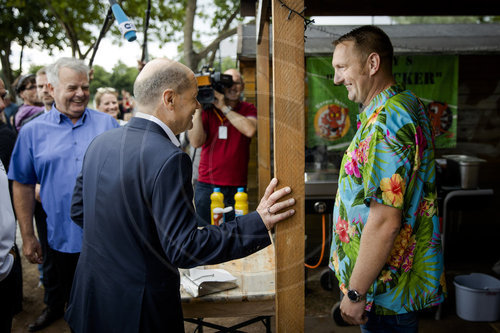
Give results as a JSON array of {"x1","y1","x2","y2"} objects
[
  {"x1": 16, "y1": 74, "x2": 36, "y2": 94},
  {"x1": 24, "y1": 85, "x2": 37, "y2": 91},
  {"x1": 97, "y1": 87, "x2": 116, "y2": 93},
  {"x1": 0, "y1": 89, "x2": 8, "y2": 100}
]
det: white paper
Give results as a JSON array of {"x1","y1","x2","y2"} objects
[{"x1": 181, "y1": 268, "x2": 237, "y2": 297}]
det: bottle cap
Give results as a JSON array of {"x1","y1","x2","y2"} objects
[
  {"x1": 237, "y1": 187, "x2": 244, "y2": 192},
  {"x1": 214, "y1": 188, "x2": 221, "y2": 192}
]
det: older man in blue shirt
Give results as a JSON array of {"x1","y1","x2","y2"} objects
[{"x1": 8, "y1": 57, "x2": 119, "y2": 331}]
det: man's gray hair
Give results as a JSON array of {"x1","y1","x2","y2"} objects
[
  {"x1": 36, "y1": 67, "x2": 47, "y2": 76},
  {"x1": 46, "y1": 57, "x2": 89, "y2": 87},
  {"x1": 134, "y1": 64, "x2": 191, "y2": 107}
]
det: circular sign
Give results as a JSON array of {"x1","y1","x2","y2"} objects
[{"x1": 314, "y1": 104, "x2": 350, "y2": 140}]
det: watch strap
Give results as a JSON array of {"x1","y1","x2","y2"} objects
[{"x1": 222, "y1": 105, "x2": 231, "y2": 116}]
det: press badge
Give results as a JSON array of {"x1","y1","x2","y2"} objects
[{"x1": 218, "y1": 126, "x2": 228, "y2": 139}]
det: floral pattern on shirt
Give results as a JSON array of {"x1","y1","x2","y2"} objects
[{"x1": 329, "y1": 86, "x2": 446, "y2": 315}]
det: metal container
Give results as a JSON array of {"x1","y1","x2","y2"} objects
[{"x1": 443, "y1": 155, "x2": 486, "y2": 189}]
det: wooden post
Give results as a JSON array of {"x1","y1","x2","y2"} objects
[
  {"x1": 271, "y1": 0, "x2": 305, "y2": 331},
  {"x1": 256, "y1": 19, "x2": 271, "y2": 199}
]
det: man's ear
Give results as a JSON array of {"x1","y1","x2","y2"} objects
[
  {"x1": 47, "y1": 83, "x2": 55, "y2": 98},
  {"x1": 163, "y1": 89, "x2": 175, "y2": 110},
  {"x1": 367, "y1": 52, "x2": 381, "y2": 76}
]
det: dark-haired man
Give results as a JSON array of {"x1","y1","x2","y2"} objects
[
  {"x1": 328, "y1": 25, "x2": 445, "y2": 332},
  {"x1": 13, "y1": 74, "x2": 43, "y2": 131}
]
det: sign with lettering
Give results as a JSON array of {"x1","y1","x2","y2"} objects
[
  {"x1": 306, "y1": 55, "x2": 458, "y2": 149},
  {"x1": 393, "y1": 55, "x2": 458, "y2": 148}
]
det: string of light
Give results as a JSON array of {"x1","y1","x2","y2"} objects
[
  {"x1": 277, "y1": 1, "x2": 486, "y2": 54},
  {"x1": 277, "y1": 0, "x2": 315, "y2": 40}
]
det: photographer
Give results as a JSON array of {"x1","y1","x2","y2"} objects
[{"x1": 188, "y1": 68, "x2": 257, "y2": 226}]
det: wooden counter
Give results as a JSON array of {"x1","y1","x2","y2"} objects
[{"x1": 181, "y1": 244, "x2": 275, "y2": 319}]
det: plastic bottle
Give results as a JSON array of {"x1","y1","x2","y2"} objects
[
  {"x1": 234, "y1": 187, "x2": 248, "y2": 217},
  {"x1": 210, "y1": 188, "x2": 224, "y2": 225}
]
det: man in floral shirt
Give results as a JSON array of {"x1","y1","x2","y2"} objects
[{"x1": 329, "y1": 25, "x2": 446, "y2": 332}]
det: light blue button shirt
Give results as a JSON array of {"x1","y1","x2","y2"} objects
[{"x1": 8, "y1": 107, "x2": 119, "y2": 253}]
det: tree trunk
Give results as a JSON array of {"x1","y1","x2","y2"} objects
[
  {"x1": 183, "y1": 0, "x2": 197, "y2": 70},
  {"x1": 0, "y1": 44, "x2": 15, "y2": 96},
  {"x1": 18, "y1": 44, "x2": 24, "y2": 74}
]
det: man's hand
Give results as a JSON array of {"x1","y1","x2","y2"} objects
[
  {"x1": 339, "y1": 295, "x2": 368, "y2": 325},
  {"x1": 256, "y1": 178, "x2": 295, "y2": 230},
  {"x1": 35, "y1": 184, "x2": 41, "y2": 203},
  {"x1": 213, "y1": 90, "x2": 226, "y2": 111},
  {"x1": 23, "y1": 235, "x2": 43, "y2": 264}
]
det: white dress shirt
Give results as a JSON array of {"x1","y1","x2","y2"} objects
[{"x1": 134, "y1": 112, "x2": 181, "y2": 147}]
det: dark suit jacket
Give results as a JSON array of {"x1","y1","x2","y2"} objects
[{"x1": 65, "y1": 117, "x2": 271, "y2": 333}]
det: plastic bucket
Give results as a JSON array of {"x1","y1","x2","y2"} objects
[{"x1": 453, "y1": 273, "x2": 500, "y2": 322}]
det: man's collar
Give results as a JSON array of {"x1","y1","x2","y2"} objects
[
  {"x1": 359, "y1": 85, "x2": 402, "y2": 125},
  {"x1": 134, "y1": 112, "x2": 180, "y2": 147},
  {"x1": 49, "y1": 105, "x2": 88, "y2": 125}
]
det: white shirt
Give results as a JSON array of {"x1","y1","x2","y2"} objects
[
  {"x1": 0, "y1": 160, "x2": 16, "y2": 282},
  {"x1": 134, "y1": 112, "x2": 180, "y2": 147}
]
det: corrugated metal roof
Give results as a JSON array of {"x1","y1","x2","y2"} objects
[{"x1": 237, "y1": 23, "x2": 500, "y2": 59}]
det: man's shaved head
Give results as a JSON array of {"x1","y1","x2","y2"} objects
[{"x1": 134, "y1": 58, "x2": 194, "y2": 108}]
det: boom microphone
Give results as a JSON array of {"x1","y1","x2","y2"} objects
[{"x1": 109, "y1": 0, "x2": 137, "y2": 42}]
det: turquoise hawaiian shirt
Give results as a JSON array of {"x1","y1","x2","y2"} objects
[{"x1": 329, "y1": 86, "x2": 446, "y2": 315}]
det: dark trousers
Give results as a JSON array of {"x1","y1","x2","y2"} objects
[
  {"x1": 361, "y1": 311, "x2": 419, "y2": 333},
  {"x1": 34, "y1": 203, "x2": 65, "y2": 311},
  {"x1": 194, "y1": 181, "x2": 242, "y2": 226},
  {"x1": 0, "y1": 245, "x2": 23, "y2": 333},
  {"x1": 49, "y1": 249, "x2": 79, "y2": 310}
]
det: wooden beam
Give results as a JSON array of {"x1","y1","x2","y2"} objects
[
  {"x1": 256, "y1": 0, "x2": 270, "y2": 45},
  {"x1": 256, "y1": 19, "x2": 271, "y2": 199},
  {"x1": 271, "y1": 0, "x2": 305, "y2": 331}
]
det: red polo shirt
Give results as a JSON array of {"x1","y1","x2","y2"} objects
[{"x1": 197, "y1": 101, "x2": 257, "y2": 186}]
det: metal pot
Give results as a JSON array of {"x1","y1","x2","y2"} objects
[{"x1": 442, "y1": 155, "x2": 486, "y2": 189}]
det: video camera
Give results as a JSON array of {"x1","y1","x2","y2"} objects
[{"x1": 195, "y1": 65, "x2": 233, "y2": 107}]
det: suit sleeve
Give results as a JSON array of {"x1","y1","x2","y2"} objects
[
  {"x1": 70, "y1": 171, "x2": 84, "y2": 228},
  {"x1": 151, "y1": 151, "x2": 271, "y2": 269}
]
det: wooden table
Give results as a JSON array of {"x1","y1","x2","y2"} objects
[{"x1": 181, "y1": 244, "x2": 275, "y2": 331}]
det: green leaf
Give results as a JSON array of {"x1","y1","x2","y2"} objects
[
  {"x1": 396, "y1": 123, "x2": 416, "y2": 147},
  {"x1": 339, "y1": 200, "x2": 348, "y2": 221},
  {"x1": 352, "y1": 188, "x2": 365, "y2": 207}
]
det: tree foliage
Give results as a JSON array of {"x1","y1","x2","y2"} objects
[
  {"x1": 0, "y1": 0, "x2": 65, "y2": 93},
  {"x1": 1, "y1": 0, "x2": 244, "y2": 95}
]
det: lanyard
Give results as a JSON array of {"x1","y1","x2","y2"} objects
[{"x1": 214, "y1": 108, "x2": 226, "y2": 125}]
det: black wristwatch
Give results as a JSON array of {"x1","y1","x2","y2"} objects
[{"x1": 347, "y1": 289, "x2": 365, "y2": 303}]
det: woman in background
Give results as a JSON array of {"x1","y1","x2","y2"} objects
[{"x1": 94, "y1": 87, "x2": 127, "y2": 126}]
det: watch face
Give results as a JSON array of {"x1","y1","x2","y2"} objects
[{"x1": 347, "y1": 289, "x2": 360, "y2": 302}]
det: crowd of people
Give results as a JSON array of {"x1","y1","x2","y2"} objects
[{"x1": 0, "y1": 25, "x2": 446, "y2": 333}]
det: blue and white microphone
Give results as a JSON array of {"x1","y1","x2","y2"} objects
[{"x1": 109, "y1": 0, "x2": 137, "y2": 42}]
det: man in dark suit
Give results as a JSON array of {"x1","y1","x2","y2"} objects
[{"x1": 65, "y1": 58, "x2": 296, "y2": 333}]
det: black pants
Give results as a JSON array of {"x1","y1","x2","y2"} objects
[
  {"x1": 0, "y1": 244, "x2": 23, "y2": 333},
  {"x1": 49, "y1": 249, "x2": 80, "y2": 310},
  {"x1": 34, "y1": 203, "x2": 66, "y2": 311}
]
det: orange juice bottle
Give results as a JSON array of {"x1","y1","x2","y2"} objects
[
  {"x1": 234, "y1": 187, "x2": 248, "y2": 217},
  {"x1": 210, "y1": 188, "x2": 224, "y2": 225}
]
